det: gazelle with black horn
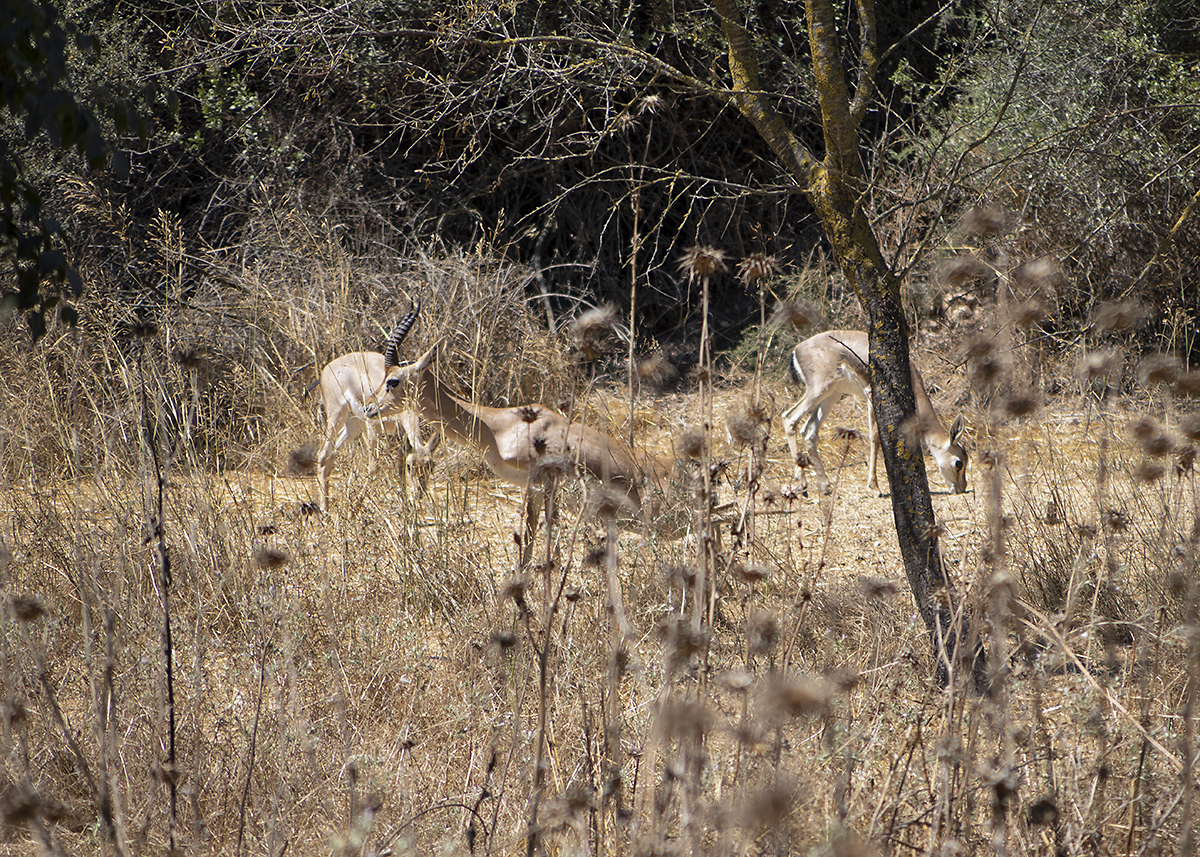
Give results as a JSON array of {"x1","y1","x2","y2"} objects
[
  {"x1": 364, "y1": 306, "x2": 671, "y2": 549},
  {"x1": 314, "y1": 304, "x2": 438, "y2": 512},
  {"x1": 781, "y1": 330, "x2": 968, "y2": 495}
]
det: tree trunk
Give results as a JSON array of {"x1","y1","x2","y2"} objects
[{"x1": 715, "y1": 0, "x2": 985, "y2": 688}]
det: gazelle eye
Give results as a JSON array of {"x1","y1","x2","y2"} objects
[{"x1": 386, "y1": 378, "x2": 399, "y2": 390}]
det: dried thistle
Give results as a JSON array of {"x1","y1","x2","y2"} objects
[
  {"x1": 662, "y1": 564, "x2": 696, "y2": 588},
  {"x1": 833, "y1": 425, "x2": 863, "y2": 444},
  {"x1": 1174, "y1": 371, "x2": 1200, "y2": 397},
  {"x1": 1014, "y1": 299, "x2": 1047, "y2": 328},
  {"x1": 129, "y1": 317, "x2": 159, "y2": 338},
  {"x1": 639, "y1": 94, "x2": 664, "y2": 115},
  {"x1": 660, "y1": 699, "x2": 712, "y2": 741},
  {"x1": 678, "y1": 245, "x2": 728, "y2": 282},
  {"x1": 966, "y1": 337, "x2": 1003, "y2": 385},
  {"x1": 491, "y1": 631, "x2": 518, "y2": 650},
  {"x1": 1133, "y1": 460, "x2": 1165, "y2": 483},
  {"x1": 586, "y1": 485, "x2": 635, "y2": 520},
  {"x1": 962, "y1": 205, "x2": 1008, "y2": 236},
  {"x1": 1093, "y1": 300, "x2": 1147, "y2": 333},
  {"x1": 719, "y1": 669, "x2": 754, "y2": 692},
  {"x1": 858, "y1": 576, "x2": 900, "y2": 598},
  {"x1": 1178, "y1": 446, "x2": 1197, "y2": 476},
  {"x1": 1015, "y1": 257, "x2": 1059, "y2": 286},
  {"x1": 569, "y1": 304, "x2": 618, "y2": 361},
  {"x1": 768, "y1": 299, "x2": 821, "y2": 330},
  {"x1": 11, "y1": 596, "x2": 47, "y2": 622},
  {"x1": 1131, "y1": 417, "x2": 1173, "y2": 457},
  {"x1": 937, "y1": 255, "x2": 989, "y2": 286},
  {"x1": 746, "y1": 782, "x2": 794, "y2": 828},
  {"x1": 737, "y1": 252, "x2": 782, "y2": 284},
  {"x1": 1139, "y1": 353, "x2": 1181, "y2": 387},
  {"x1": 502, "y1": 575, "x2": 530, "y2": 609},
  {"x1": 1183, "y1": 415, "x2": 1200, "y2": 442},
  {"x1": 748, "y1": 613, "x2": 779, "y2": 655},
  {"x1": 612, "y1": 111, "x2": 639, "y2": 134},
  {"x1": 254, "y1": 547, "x2": 289, "y2": 570},
  {"x1": 287, "y1": 445, "x2": 319, "y2": 476},
  {"x1": 764, "y1": 675, "x2": 830, "y2": 719},
  {"x1": 676, "y1": 425, "x2": 705, "y2": 459},
  {"x1": 1102, "y1": 508, "x2": 1130, "y2": 533},
  {"x1": 735, "y1": 562, "x2": 773, "y2": 585},
  {"x1": 637, "y1": 352, "x2": 678, "y2": 389},
  {"x1": 1077, "y1": 350, "x2": 1116, "y2": 382},
  {"x1": 518, "y1": 405, "x2": 541, "y2": 424},
  {"x1": 662, "y1": 620, "x2": 710, "y2": 669},
  {"x1": 173, "y1": 348, "x2": 206, "y2": 370},
  {"x1": 529, "y1": 453, "x2": 576, "y2": 485},
  {"x1": 726, "y1": 400, "x2": 770, "y2": 448},
  {"x1": 1005, "y1": 395, "x2": 1039, "y2": 417},
  {"x1": 1027, "y1": 796, "x2": 1059, "y2": 826}
]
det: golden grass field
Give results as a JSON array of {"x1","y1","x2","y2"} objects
[
  {"x1": 1, "y1": 246, "x2": 1197, "y2": 856},
  {"x1": 4, "y1": 333, "x2": 1198, "y2": 857}
]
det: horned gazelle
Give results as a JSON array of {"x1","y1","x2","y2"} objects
[
  {"x1": 315, "y1": 305, "x2": 439, "y2": 512},
  {"x1": 781, "y1": 330, "x2": 968, "y2": 495},
  {"x1": 362, "y1": 306, "x2": 671, "y2": 544}
]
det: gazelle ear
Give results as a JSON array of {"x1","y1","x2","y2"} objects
[
  {"x1": 412, "y1": 343, "x2": 437, "y2": 372},
  {"x1": 949, "y1": 414, "x2": 966, "y2": 444}
]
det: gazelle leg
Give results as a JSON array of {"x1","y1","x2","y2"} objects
[
  {"x1": 802, "y1": 399, "x2": 834, "y2": 494},
  {"x1": 397, "y1": 410, "x2": 436, "y2": 501},
  {"x1": 317, "y1": 415, "x2": 361, "y2": 512}
]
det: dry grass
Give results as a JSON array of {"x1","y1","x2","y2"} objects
[{"x1": 2, "y1": 204, "x2": 1199, "y2": 856}]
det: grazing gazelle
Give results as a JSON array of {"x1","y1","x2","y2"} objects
[
  {"x1": 315, "y1": 305, "x2": 439, "y2": 512},
  {"x1": 363, "y1": 309, "x2": 671, "y2": 545},
  {"x1": 781, "y1": 330, "x2": 968, "y2": 495}
]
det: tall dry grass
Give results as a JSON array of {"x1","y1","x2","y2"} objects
[{"x1": 1, "y1": 195, "x2": 1199, "y2": 856}]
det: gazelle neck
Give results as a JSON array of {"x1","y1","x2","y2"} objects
[{"x1": 415, "y1": 366, "x2": 492, "y2": 447}]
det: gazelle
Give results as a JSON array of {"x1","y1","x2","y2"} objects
[
  {"x1": 363, "y1": 309, "x2": 671, "y2": 545},
  {"x1": 315, "y1": 306, "x2": 440, "y2": 512},
  {"x1": 781, "y1": 330, "x2": 968, "y2": 495}
]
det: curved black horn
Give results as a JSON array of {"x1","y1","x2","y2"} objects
[{"x1": 382, "y1": 301, "x2": 421, "y2": 368}]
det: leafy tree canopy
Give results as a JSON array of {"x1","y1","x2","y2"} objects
[{"x1": 0, "y1": 0, "x2": 140, "y2": 339}]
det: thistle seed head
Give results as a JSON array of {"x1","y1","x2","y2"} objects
[
  {"x1": 676, "y1": 426, "x2": 705, "y2": 459},
  {"x1": 764, "y1": 675, "x2": 830, "y2": 719},
  {"x1": 962, "y1": 205, "x2": 1009, "y2": 236},
  {"x1": 254, "y1": 547, "x2": 289, "y2": 569},
  {"x1": 678, "y1": 245, "x2": 728, "y2": 282},
  {"x1": 1139, "y1": 353, "x2": 1181, "y2": 387},
  {"x1": 569, "y1": 304, "x2": 618, "y2": 361},
  {"x1": 768, "y1": 299, "x2": 821, "y2": 330},
  {"x1": 1093, "y1": 300, "x2": 1147, "y2": 333},
  {"x1": 637, "y1": 353, "x2": 678, "y2": 389},
  {"x1": 938, "y1": 255, "x2": 990, "y2": 286},
  {"x1": 737, "y1": 252, "x2": 782, "y2": 284}
]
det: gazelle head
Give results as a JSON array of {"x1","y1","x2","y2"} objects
[
  {"x1": 928, "y1": 413, "x2": 969, "y2": 494},
  {"x1": 363, "y1": 303, "x2": 436, "y2": 418}
]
